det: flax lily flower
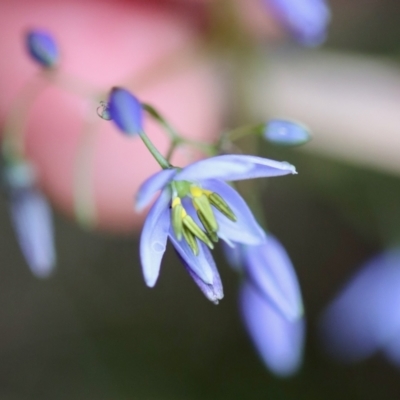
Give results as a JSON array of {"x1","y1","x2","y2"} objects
[
  {"x1": 320, "y1": 249, "x2": 400, "y2": 366},
  {"x1": 224, "y1": 235, "x2": 305, "y2": 375},
  {"x1": 136, "y1": 154, "x2": 296, "y2": 302}
]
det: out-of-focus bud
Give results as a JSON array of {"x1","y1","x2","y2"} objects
[
  {"x1": 240, "y1": 282, "x2": 305, "y2": 377},
  {"x1": 263, "y1": 119, "x2": 311, "y2": 146},
  {"x1": 319, "y1": 249, "x2": 400, "y2": 366},
  {"x1": 4, "y1": 162, "x2": 56, "y2": 278},
  {"x1": 108, "y1": 87, "x2": 143, "y2": 135},
  {"x1": 264, "y1": 0, "x2": 331, "y2": 46},
  {"x1": 26, "y1": 30, "x2": 59, "y2": 68}
]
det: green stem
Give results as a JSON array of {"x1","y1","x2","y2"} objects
[
  {"x1": 73, "y1": 101, "x2": 100, "y2": 229},
  {"x1": 2, "y1": 71, "x2": 51, "y2": 163},
  {"x1": 218, "y1": 123, "x2": 265, "y2": 149},
  {"x1": 139, "y1": 130, "x2": 171, "y2": 169},
  {"x1": 143, "y1": 103, "x2": 217, "y2": 157},
  {"x1": 142, "y1": 103, "x2": 179, "y2": 140}
]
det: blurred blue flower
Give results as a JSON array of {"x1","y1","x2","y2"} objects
[
  {"x1": 320, "y1": 249, "x2": 400, "y2": 366},
  {"x1": 4, "y1": 162, "x2": 56, "y2": 278},
  {"x1": 26, "y1": 30, "x2": 59, "y2": 68},
  {"x1": 241, "y1": 282, "x2": 305, "y2": 377},
  {"x1": 264, "y1": 0, "x2": 331, "y2": 46},
  {"x1": 136, "y1": 154, "x2": 296, "y2": 302},
  {"x1": 264, "y1": 120, "x2": 311, "y2": 146},
  {"x1": 108, "y1": 87, "x2": 143, "y2": 135},
  {"x1": 224, "y1": 235, "x2": 305, "y2": 376}
]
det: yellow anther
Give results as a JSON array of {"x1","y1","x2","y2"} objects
[
  {"x1": 190, "y1": 186, "x2": 204, "y2": 198},
  {"x1": 172, "y1": 197, "x2": 181, "y2": 208},
  {"x1": 181, "y1": 207, "x2": 187, "y2": 218}
]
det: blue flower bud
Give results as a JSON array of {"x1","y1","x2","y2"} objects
[
  {"x1": 264, "y1": 0, "x2": 331, "y2": 47},
  {"x1": 26, "y1": 30, "x2": 59, "y2": 68},
  {"x1": 263, "y1": 119, "x2": 311, "y2": 146},
  {"x1": 108, "y1": 87, "x2": 143, "y2": 135}
]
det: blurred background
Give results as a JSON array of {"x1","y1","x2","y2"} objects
[{"x1": 1, "y1": 0, "x2": 400, "y2": 398}]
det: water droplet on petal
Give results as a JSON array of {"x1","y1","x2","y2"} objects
[
  {"x1": 96, "y1": 101, "x2": 112, "y2": 121},
  {"x1": 152, "y1": 241, "x2": 166, "y2": 253}
]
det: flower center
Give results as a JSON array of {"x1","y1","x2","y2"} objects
[{"x1": 170, "y1": 182, "x2": 237, "y2": 255}]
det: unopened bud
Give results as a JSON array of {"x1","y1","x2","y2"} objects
[
  {"x1": 26, "y1": 30, "x2": 59, "y2": 68},
  {"x1": 108, "y1": 87, "x2": 143, "y2": 135}
]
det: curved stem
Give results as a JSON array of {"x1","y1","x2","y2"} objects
[
  {"x1": 139, "y1": 130, "x2": 171, "y2": 170},
  {"x1": 2, "y1": 71, "x2": 51, "y2": 162},
  {"x1": 73, "y1": 100, "x2": 100, "y2": 229}
]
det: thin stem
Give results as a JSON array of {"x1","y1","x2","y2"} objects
[
  {"x1": 165, "y1": 141, "x2": 178, "y2": 163},
  {"x1": 218, "y1": 123, "x2": 265, "y2": 148},
  {"x1": 139, "y1": 130, "x2": 171, "y2": 169},
  {"x1": 142, "y1": 103, "x2": 179, "y2": 140},
  {"x1": 2, "y1": 71, "x2": 51, "y2": 162},
  {"x1": 47, "y1": 69, "x2": 102, "y2": 99},
  {"x1": 73, "y1": 100, "x2": 100, "y2": 229}
]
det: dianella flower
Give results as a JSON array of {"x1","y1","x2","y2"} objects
[
  {"x1": 224, "y1": 235, "x2": 305, "y2": 376},
  {"x1": 319, "y1": 249, "x2": 400, "y2": 367},
  {"x1": 3, "y1": 161, "x2": 56, "y2": 278},
  {"x1": 264, "y1": 0, "x2": 331, "y2": 46},
  {"x1": 136, "y1": 155, "x2": 297, "y2": 303}
]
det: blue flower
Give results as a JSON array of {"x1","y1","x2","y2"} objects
[
  {"x1": 241, "y1": 282, "x2": 305, "y2": 377},
  {"x1": 136, "y1": 154, "x2": 296, "y2": 302},
  {"x1": 264, "y1": 0, "x2": 331, "y2": 46},
  {"x1": 320, "y1": 249, "x2": 400, "y2": 366},
  {"x1": 264, "y1": 120, "x2": 311, "y2": 146},
  {"x1": 26, "y1": 30, "x2": 59, "y2": 68},
  {"x1": 4, "y1": 162, "x2": 56, "y2": 278},
  {"x1": 224, "y1": 235, "x2": 305, "y2": 375}
]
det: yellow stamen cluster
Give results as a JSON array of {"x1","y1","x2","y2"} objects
[{"x1": 171, "y1": 185, "x2": 237, "y2": 255}]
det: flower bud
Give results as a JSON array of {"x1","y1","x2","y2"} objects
[
  {"x1": 108, "y1": 87, "x2": 143, "y2": 135},
  {"x1": 263, "y1": 119, "x2": 311, "y2": 146},
  {"x1": 26, "y1": 30, "x2": 59, "y2": 68}
]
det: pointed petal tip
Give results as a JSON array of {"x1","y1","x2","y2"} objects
[{"x1": 31, "y1": 262, "x2": 56, "y2": 279}]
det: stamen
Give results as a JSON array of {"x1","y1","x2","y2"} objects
[
  {"x1": 190, "y1": 186, "x2": 218, "y2": 233},
  {"x1": 171, "y1": 194, "x2": 214, "y2": 251},
  {"x1": 197, "y1": 211, "x2": 219, "y2": 243},
  {"x1": 208, "y1": 192, "x2": 237, "y2": 222},
  {"x1": 182, "y1": 214, "x2": 214, "y2": 250},
  {"x1": 182, "y1": 226, "x2": 199, "y2": 256}
]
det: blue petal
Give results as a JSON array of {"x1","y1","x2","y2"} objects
[
  {"x1": 139, "y1": 188, "x2": 171, "y2": 287},
  {"x1": 108, "y1": 87, "x2": 143, "y2": 135},
  {"x1": 202, "y1": 179, "x2": 266, "y2": 245},
  {"x1": 176, "y1": 245, "x2": 223, "y2": 304},
  {"x1": 26, "y1": 30, "x2": 59, "y2": 68},
  {"x1": 265, "y1": 0, "x2": 330, "y2": 46},
  {"x1": 222, "y1": 242, "x2": 244, "y2": 271},
  {"x1": 10, "y1": 188, "x2": 56, "y2": 278},
  {"x1": 136, "y1": 168, "x2": 177, "y2": 211},
  {"x1": 169, "y1": 231, "x2": 214, "y2": 285},
  {"x1": 240, "y1": 282, "x2": 305, "y2": 377},
  {"x1": 263, "y1": 120, "x2": 311, "y2": 146},
  {"x1": 175, "y1": 155, "x2": 296, "y2": 182},
  {"x1": 243, "y1": 236, "x2": 303, "y2": 321},
  {"x1": 319, "y1": 249, "x2": 400, "y2": 363}
]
